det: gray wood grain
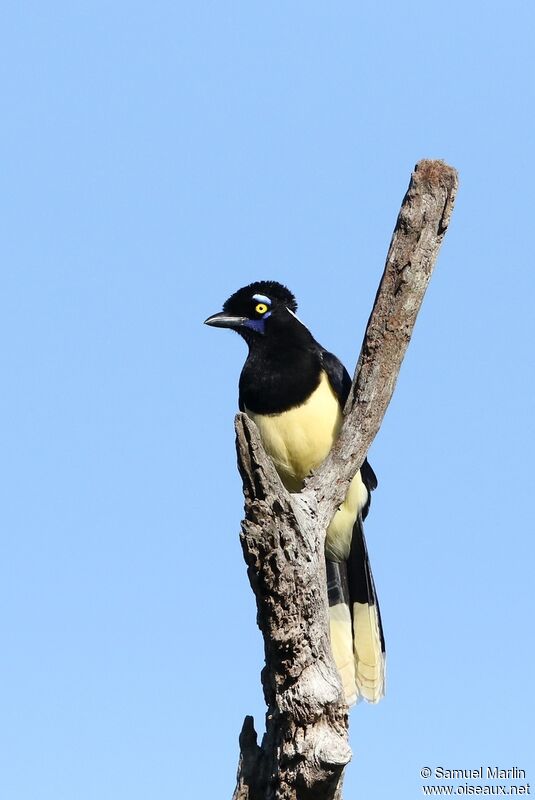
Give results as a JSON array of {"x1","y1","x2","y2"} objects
[{"x1": 232, "y1": 160, "x2": 458, "y2": 800}]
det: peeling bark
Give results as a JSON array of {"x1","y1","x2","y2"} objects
[{"x1": 232, "y1": 161, "x2": 458, "y2": 800}]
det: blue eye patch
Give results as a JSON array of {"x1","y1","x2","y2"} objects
[{"x1": 244, "y1": 318, "x2": 269, "y2": 333}]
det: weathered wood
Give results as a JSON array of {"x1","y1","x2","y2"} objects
[
  {"x1": 232, "y1": 160, "x2": 458, "y2": 800},
  {"x1": 306, "y1": 160, "x2": 458, "y2": 529},
  {"x1": 233, "y1": 417, "x2": 350, "y2": 800}
]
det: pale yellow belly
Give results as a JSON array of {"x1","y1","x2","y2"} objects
[{"x1": 245, "y1": 371, "x2": 368, "y2": 560}]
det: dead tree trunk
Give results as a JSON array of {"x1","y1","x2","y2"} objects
[{"x1": 232, "y1": 160, "x2": 458, "y2": 800}]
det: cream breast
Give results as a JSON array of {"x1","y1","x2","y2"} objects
[
  {"x1": 246, "y1": 371, "x2": 369, "y2": 560},
  {"x1": 245, "y1": 371, "x2": 342, "y2": 492}
]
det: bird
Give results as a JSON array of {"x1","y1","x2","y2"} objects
[{"x1": 205, "y1": 280, "x2": 385, "y2": 705}]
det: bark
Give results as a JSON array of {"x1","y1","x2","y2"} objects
[{"x1": 232, "y1": 160, "x2": 458, "y2": 800}]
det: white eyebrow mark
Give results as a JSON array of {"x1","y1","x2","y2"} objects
[{"x1": 252, "y1": 293, "x2": 272, "y2": 305}]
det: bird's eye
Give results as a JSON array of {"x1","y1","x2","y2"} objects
[{"x1": 255, "y1": 303, "x2": 268, "y2": 315}]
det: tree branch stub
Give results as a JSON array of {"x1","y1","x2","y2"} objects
[
  {"x1": 306, "y1": 159, "x2": 458, "y2": 529},
  {"x1": 232, "y1": 159, "x2": 458, "y2": 800}
]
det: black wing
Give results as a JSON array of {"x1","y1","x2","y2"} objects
[
  {"x1": 320, "y1": 347, "x2": 378, "y2": 515},
  {"x1": 320, "y1": 348, "x2": 352, "y2": 407}
]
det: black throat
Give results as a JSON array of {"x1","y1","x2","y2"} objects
[{"x1": 238, "y1": 315, "x2": 323, "y2": 415}]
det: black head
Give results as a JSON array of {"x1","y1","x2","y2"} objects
[{"x1": 204, "y1": 280, "x2": 298, "y2": 342}]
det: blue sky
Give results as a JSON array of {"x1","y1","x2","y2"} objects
[{"x1": 1, "y1": 2, "x2": 533, "y2": 798}]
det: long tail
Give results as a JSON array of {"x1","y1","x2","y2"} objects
[
  {"x1": 326, "y1": 559, "x2": 358, "y2": 705},
  {"x1": 327, "y1": 516, "x2": 385, "y2": 704}
]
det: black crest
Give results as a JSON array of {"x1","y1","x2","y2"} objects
[{"x1": 223, "y1": 280, "x2": 297, "y2": 315}]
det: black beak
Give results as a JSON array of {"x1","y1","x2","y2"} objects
[{"x1": 204, "y1": 311, "x2": 247, "y2": 329}]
